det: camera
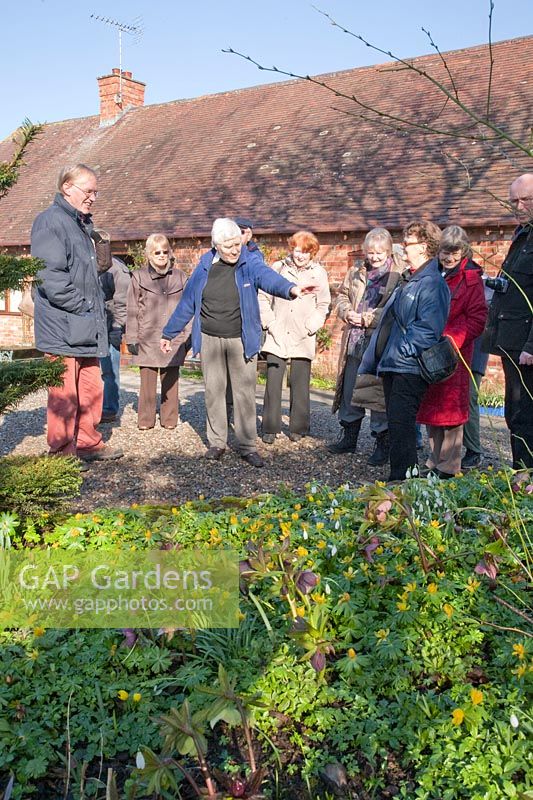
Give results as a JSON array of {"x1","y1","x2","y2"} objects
[{"x1": 484, "y1": 275, "x2": 509, "y2": 293}]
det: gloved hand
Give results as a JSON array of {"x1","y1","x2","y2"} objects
[
  {"x1": 127, "y1": 343, "x2": 139, "y2": 356},
  {"x1": 109, "y1": 328, "x2": 123, "y2": 349}
]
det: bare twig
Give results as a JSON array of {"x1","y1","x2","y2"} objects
[{"x1": 493, "y1": 595, "x2": 533, "y2": 627}]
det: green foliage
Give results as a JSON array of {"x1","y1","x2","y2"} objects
[
  {"x1": 0, "y1": 473, "x2": 532, "y2": 798},
  {"x1": 0, "y1": 119, "x2": 43, "y2": 200},
  {"x1": 126, "y1": 242, "x2": 146, "y2": 271},
  {"x1": 0, "y1": 255, "x2": 42, "y2": 295},
  {"x1": 315, "y1": 326, "x2": 333, "y2": 351},
  {"x1": 0, "y1": 454, "x2": 82, "y2": 523},
  {"x1": 0, "y1": 357, "x2": 66, "y2": 414}
]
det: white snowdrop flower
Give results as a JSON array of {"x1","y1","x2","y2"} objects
[
  {"x1": 311, "y1": 485, "x2": 317, "y2": 494},
  {"x1": 510, "y1": 714, "x2": 519, "y2": 729},
  {"x1": 334, "y1": 520, "x2": 340, "y2": 530},
  {"x1": 302, "y1": 529, "x2": 308, "y2": 540},
  {"x1": 324, "y1": 582, "x2": 331, "y2": 595},
  {"x1": 331, "y1": 498, "x2": 339, "y2": 507},
  {"x1": 136, "y1": 751, "x2": 146, "y2": 769},
  {"x1": 330, "y1": 544, "x2": 338, "y2": 556}
]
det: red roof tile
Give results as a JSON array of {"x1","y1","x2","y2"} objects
[{"x1": 0, "y1": 36, "x2": 531, "y2": 246}]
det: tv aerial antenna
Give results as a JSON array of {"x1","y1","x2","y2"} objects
[{"x1": 90, "y1": 14, "x2": 144, "y2": 106}]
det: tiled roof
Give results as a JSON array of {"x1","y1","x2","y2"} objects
[{"x1": 0, "y1": 36, "x2": 531, "y2": 246}]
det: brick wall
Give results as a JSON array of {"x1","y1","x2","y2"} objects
[{"x1": 1, "y1": 226, "x2": 513, "y2": 387}]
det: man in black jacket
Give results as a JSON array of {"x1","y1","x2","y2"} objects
[
  {"x1": 99, "y1": 256, "x2": 131, "y2": 422},
  {"x1": 485, "y1": 173, "x2": 533, "y2": 468},
  {"x1": 31, "y1": 163, "x2": 123, "y2": 461}
]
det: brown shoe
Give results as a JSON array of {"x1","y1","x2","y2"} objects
[
  {"x1": 241, "y1": 451, "x2": 264, "y2": 468},
  {"x1": 100, "y1": 412, "x2": 117, "y2": 423},
  {"x1": 78, "y1": 446, "x2": 124, "y2": 462},
  {"x1": 205, "y1": 447, "x2": 225, "y2": 460}
]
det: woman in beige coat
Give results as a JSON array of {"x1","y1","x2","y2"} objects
[
  {"x1": 126, "y1": 234, "x2": 190, "y2": 430},
  {"x1": 259, "y1": 231, "x2": 331, "y2": 443},
  {"x1": 328, "y1": 228, "x2": 405, "y2": 464}
]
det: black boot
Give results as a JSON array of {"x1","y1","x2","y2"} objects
[
  {"x1": 327, "y1": 420, "x2": 362, "y2": 454},
  {"x1": 367, "y1": 431, "x2": 390, "y2": 467}
]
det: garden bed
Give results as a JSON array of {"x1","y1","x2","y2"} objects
[{"x1": 0, "y1": 470, "x2": 531, "y2": 799}]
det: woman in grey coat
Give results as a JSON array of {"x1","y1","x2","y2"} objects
[{"x1": 126, "y1": 234, "x2": 190, "y2": 429}]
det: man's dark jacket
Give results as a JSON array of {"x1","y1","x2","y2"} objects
[
  {"x1": 31, "y1": 193, "x2": 109, "y2": 358},
  {"x1": 484, "y1": 224, "x2": 533, "y2": 356}
]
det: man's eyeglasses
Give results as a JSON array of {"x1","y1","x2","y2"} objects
[
  {"x1": 72, "y1": 184, "x2": 99, "y2": 199},
  {"x1": 153, "y1": 250, "x2": 169, "y2": 255}
]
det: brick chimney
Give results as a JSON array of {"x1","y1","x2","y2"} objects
[{"x1": 97, "y1": 68, "x2": 145, "y2": 126}]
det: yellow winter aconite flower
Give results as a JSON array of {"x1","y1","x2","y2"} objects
[
  {"x1": 229, "y1": 515, "x2": 238, "y2": 526},
  {"x1": 376, "y1": 480, "x2": 386, "y2": 488},
  {"x1": 436, "y1": 570, "x2": 445, "y2": 579},
  {"x1": 395, "y1": 563, "x2": 407, "y2": 573},
  {"x1": 513, "y1": 643, "x2": 526, "y2": 660},
  {"x1": 466, "y1": 577, "x2": 481, "y2": 594},
  {"x1": 396, "y1": 600, "x2": 409, "y2": 612},
  {"x1": 311, "y1": 593, "x2": 326, "y2": 604},
  {"x1": 296, "y1": 606, "x2": 306, "y2": 617},
  {"x1": 470, "y1": 689, "x2": 483, "y2": 705},
  {"x1": 75, "y1": 512, "x2": 83, "y2": 519},
  {"x1": 375, "y1": 545, "x2": 384, "y2": 555},
  {"x1": 291, "y1": 513, "x2": 299, "y2": 520},
  {"x1": 437, "y1": 544, "x2": 446, "y2": 553},
  {"x1": 443, "y1": 603, "x2": 454, "y2": 618},
  {"x1": 430, "y1": 519, "x2": 440, "y2": 528},
  {"x1": 427, "y1": 583, "x2": 438, "y2": 595},
  {"x1": 171, "y1": 507, "x2": 177, "y2": 515},
  {"x1": 132, "y1": 503, "x2": 139, "y2": 509},
  {"x1": 405, "y1": 582, "x2": 417, "y2": 593},
  {"x1": 317, "y1": 540, "x2": 327, "y2": 549},
  {"x1": 33, "y1": 627, "x2": 45, "y2": 637},
  {"x1": 294, "y1": 503, "x2": 302, "y2": 511},
  {"x1": 145, "y1": 530, "x2": 152, "y2": 540},
  {"x1": 307, "y1": 495, "x2": 315, "y2": 503},
  {"x1": 451, "y1": 708, "x2": 465, "y2": 725},
  {"x1": 117, "y1": 690, "x2": 129, "y2": 701},
  {"x1": 375, "y1": 628, "x2": 390, "y2": 641},
  {"x1": 376, "y1": 563, "x2": 387, "y2": 575},
  {"x1": 347, "y1": 648, "x2": 356, "y2": 659},
  {"x1": 296, "y1": 546, "x2": 309, "y2": 557},
  {"x1": 237, "y1": 611, "x2": 246, "y2": 622},
  {"x1": 340, "y1": 592, "x2": 351, "y2": 603},
  {"x1": 514, "y1": 664, "x2": 527, "y2": 678},
  {"x1": 132, "y1": 693, "x2": 142, "y2": 703},
  {"x1": 316, "y1": 522, "x2": 325, "y2": 530}
]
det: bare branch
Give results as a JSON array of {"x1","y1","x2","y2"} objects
[
  {"x1": 421, "y1": 26, "x2": 460, "y2": 100},
  {"x1": 230, "y1": 5, "x2": 532, "y2": 157}
]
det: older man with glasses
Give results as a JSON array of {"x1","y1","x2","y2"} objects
[
  {"x1": 483, "y1": 172, "x2": 533, "y2": 468},
  {"x1": 31, "y1": 163, "x2": 123, "y2": 463}
]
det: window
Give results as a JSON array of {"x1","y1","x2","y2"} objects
[{"x1": 0, "y1": 290, "x2": 23, "y2": 314}]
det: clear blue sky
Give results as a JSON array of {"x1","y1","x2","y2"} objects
[{"x1": 1, "y1": 0, "x2": 530, "y2": 142}]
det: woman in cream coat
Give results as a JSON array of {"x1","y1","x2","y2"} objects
[{"x1": 259, "y1": 231, "x2": 330, "y2": 443}]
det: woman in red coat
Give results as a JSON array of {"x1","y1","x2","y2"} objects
[{"x1": 417, "y1": 226, "x2": 487, "y2": 477}]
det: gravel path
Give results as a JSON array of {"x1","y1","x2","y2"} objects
[{"x1": 0, "y1": 370, "x2": 511, "y2": 512}]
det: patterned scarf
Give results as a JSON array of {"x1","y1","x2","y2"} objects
[{"x1": 347, "y1": 258, "x2": 392, "y2": 356}]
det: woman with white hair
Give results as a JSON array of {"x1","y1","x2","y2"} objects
[
  {"x1": 161, "y1": 218, "x2": 317, "y2": 467},
  {"x1": 126, "y1": 233, "x2": 190, "y2": 430},
  {"x1": 328, "y1": 227, "x2": 405, "y2": 465}
]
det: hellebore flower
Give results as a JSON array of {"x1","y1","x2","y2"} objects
[
  {"x1": 474, "y1": 555, "x2": 498, "y2": 580},
  {"x1": 296, "y1": 570, "x2": 319, "y2": 595},
  {"x1": 363, "y1": 536, "x2": 380, "y2": 562},
  {"x1": 310, "y1": 649, "x2": 326, "y2": 673},
  {"x1": 121, "y1": 628, "x2": 138, "y2": 648}
]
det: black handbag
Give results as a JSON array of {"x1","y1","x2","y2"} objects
[
  {"x1": 417, "y1": 336, "x2": 458, "y2": 384},
  {"x1": 392, "y1": 304, "x2": 459, "y2": 385}
]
